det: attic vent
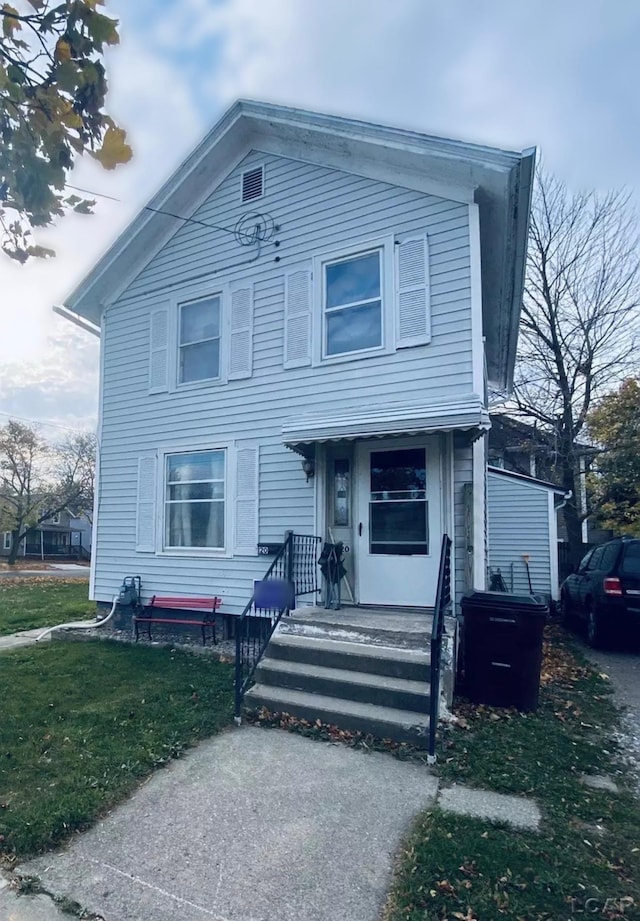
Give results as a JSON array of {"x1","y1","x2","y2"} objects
[{"x1": 241, "y1": 166, "x2": 264, "y2": 203}]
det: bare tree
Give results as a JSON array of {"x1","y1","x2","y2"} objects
[
  {"x1": 0, "y1": 420, "x2": 96, "y2": 564},
  {"x1": 512, "y1": 170, "x2": 640, "y2": 564}
]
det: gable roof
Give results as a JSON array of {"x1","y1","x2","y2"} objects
[{"x1": 61, "y1": 99, "x2": 535, "y2": 391}]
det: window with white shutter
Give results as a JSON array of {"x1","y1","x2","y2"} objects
[
  {"x1": 229, "y1": 284, "x2": 253, "y2": 380},
  {"x1": 395, "y1": 236, "x2": 431, "y2": 348},
  {"x1": 149, "y1": 309, "x2": 169, "y2": 393},
  {"x1": 136, "y1": 454, "x2": 157, "y2": 552},
  {"x1": 284, "y1": 269, "x2": 311, "y2": 369},
  {"x1": 234, "y1": 445, "x2": 259, "y2": 555}
]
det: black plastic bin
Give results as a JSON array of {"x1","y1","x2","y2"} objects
[{"x1": 461, "y1": 590, "x2": 548, "y2": 711}]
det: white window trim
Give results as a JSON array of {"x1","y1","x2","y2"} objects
[
  {"x1": 3, "y1": 531, "x2": 11, "y2": 550},
  {"x1": 156, "y1": 441, "x2": 234, "y2": 558},
  {"x1": 312, "y1": 235, "x2": 395, "y2": 366},
  {"x1": 170, "y1": 284, "x2": 228, "y2": 392}
]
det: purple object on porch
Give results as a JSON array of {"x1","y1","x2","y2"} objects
[{"x1": 253, "y1": 578, "x2": 295, "y2": 611}]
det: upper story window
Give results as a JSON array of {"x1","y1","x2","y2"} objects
[
  {"x1": 178, "y1": 294, "x2": 221, "y2": 384},
  {"x1": 323, "y1": 250, "x2": 383, "y2": 357},
  {"x1": 164, "y1": 450, "x2": 225, "y2": 550}
]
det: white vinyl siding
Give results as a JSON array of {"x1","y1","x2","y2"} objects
[
  {"x1": 94, "y1": 151, "x2": 473, "y2": 611},
  {"x1": 487, "y1": 472, "x2": 556, "y2": 599}
]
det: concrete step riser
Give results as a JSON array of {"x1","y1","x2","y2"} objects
[
  {"x1": 245, "y1": 689, "x2": 428, "y2": 745},
  {"x1": 267, "y1": 639, "x2": 430, "y2": 683},
  {"x1": 255, "y1": 663, "x2": 430, "y2": 713}
]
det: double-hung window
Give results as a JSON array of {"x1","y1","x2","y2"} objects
[
  {"x1": 164, "y1": 450, "x2": 225, "y2": 550},
  {"x1": 178, "y1": 294, "x2": 221, "y2": 384},
  {"x1": 323, "y1": 249, "x2": 383, "y2": 357}
]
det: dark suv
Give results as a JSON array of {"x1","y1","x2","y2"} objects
[{"x1": 560, "y1": 538, "x2": 640, "y2": 648}]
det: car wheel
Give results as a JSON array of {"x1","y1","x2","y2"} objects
[{"x1": 586, "y1": 601, "x2": 605, "y2": 649}]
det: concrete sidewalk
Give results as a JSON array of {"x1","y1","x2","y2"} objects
[{"x1": 16, "y1": 727, "x2": 439, "y2": 921}]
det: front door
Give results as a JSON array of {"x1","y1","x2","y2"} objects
[{"x1": 356, "y1": 440, "x2": 442, "y2": 606}]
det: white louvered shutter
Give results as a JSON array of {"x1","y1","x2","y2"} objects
[
  {"x1": 284, "y1": 269, "x2": 311, "y2": 369},
  {"x1": 149, "y1": 308, "x2": 169, "y2": 393},
  {"x1": 229, "y1": 285, "x2": 253, "y2": 380},
  {"x1": 396, "y1": 236, "x2": 431, "y2": 348},
  {"x1": 136, "y1": 455, "x2": 157, "y2": 552},
  {"x1": 234, "y1": 445, "x2": 259, "y2": 555}
]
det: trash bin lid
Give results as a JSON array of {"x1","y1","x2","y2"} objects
[{"x1": 462, "y1": 590, "x2": 548, "y2": 616}]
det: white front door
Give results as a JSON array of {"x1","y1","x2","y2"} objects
[{"x1": 356, "y1": 440, "x2": 442, "y2": 606}]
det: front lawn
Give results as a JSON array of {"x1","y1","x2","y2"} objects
[
  {"x1": 384, "y1": 627, "x2": 640, "y2": 920},
  {"x1": 0, "y1": 578, "x2": 94, "y2": 636},
  {"x1": 0, "y1": 641, "x2": 233, "y2": 859}
]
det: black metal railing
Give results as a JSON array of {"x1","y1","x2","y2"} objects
[
  {"x1": 427, "y1": 534, "x2": 452, "y2": 763},
  {"x1": 234, "y1": 531, "x2": 321, "y2": 721}
]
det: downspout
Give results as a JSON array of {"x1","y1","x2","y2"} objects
[{"x1": 36, "y1": 593, "x2": 119, "y2": 642}]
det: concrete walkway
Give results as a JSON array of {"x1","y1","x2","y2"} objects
[
  {"x1": 16, "y1": 727, "x2": 439, "y2": 921},
  {"x1": 0, "y1": 627, "x2": 53, "y2": 651}
]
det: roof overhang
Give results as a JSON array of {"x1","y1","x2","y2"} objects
[
  {"x1": 488, "y1": 465, "x2": 569, "y2": 499},
  {"x1": 61, "y1": 100, "x2": 535, "y2": 391},
  {"x1": 283, "y1": 394, "x2": 490, "y2": 455}
]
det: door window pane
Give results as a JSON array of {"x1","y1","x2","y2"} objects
[{"x1": 369, "y1": 448, "x2": 428, "y2": 555}]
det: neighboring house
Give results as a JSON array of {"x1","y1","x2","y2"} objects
[
  {"x1": 1, "y1": 509, "x2": 92, "y2": 560},
  {"x1": 57, "y1": 100, "x2": 534, "y2": 618},
  {"x1": 487, "y1": 467, "x2": 568, "y2": 602},
  {"x1": 487, "y1": 413, "x2": 606, "y2": 543}
]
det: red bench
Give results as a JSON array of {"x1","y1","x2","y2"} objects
[{"x1": 134, "y1": 596, "x2": 222, "y2": 646}]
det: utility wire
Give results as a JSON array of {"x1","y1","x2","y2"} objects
[
  {"x1": 0, "y1": 410, "x2": 92, "y2": 434},
  {"x1": 66, "y1": 183, "x2": 274, "y2": 245}
]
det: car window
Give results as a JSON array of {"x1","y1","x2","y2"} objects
[
  {"x1": 587, "y1": 547, "x2": 605, "y2": 571},
  {"x1": 621, "y1": 543, "x2": 640, "y2": 576},
  {"x1": 599, "y1": 543, "x2": 620, "y2": 572},
  {"x1": 578, "y1": 549, "x2": 594, "y2": 571}
]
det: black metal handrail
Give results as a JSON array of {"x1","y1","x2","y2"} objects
[
  {"x1": 234, "y1": 531, "x2": 321, "y2": 721},
  {"x1": 427, "y1": 534, "x2": 452, "y2": 763}
]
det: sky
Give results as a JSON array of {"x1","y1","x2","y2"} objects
[{"x1": 1, "y1": 0, "x2": 640, "y2": 436}]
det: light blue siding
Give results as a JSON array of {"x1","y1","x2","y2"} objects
[
  {"x1": 487, "y1": 472, "x2": 554, "y2": 598},
  {"x1": 94, "y1": 151, "x2": 474, "y2": 610}
]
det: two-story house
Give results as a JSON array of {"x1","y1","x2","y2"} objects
[{"x1": 58, "y1": 100, "x2": 533, "y2": 627}]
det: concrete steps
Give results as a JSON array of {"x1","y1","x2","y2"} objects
[
  {"x1": 245, "y1": 684, "x2": 430, "y2": 744},
  {"x1": 244, "y1": 611, "x2": 433, "y2": 743}
]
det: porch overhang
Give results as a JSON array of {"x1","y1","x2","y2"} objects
[{"x1": 283, "y1": 395, "x2": 490, "y2": 455}]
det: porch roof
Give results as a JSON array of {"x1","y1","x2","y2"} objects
[{"x1": 283, "y1": 394, "x2": 490, "y2": 453}]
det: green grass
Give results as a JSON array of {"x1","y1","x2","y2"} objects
[
  {"x1": 384, "y1": 626, "x2": 640, "y2": 921},
  {"x1": 0, "y1": 640, "x2": 233, "y2": 858},
  {"x1": 0, "y1": 579, "x2": 94, "y2": 635}
]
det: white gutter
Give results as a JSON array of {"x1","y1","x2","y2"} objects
[{"x1": 53, "y1": 304, "x2": 100, "y2": 337}]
